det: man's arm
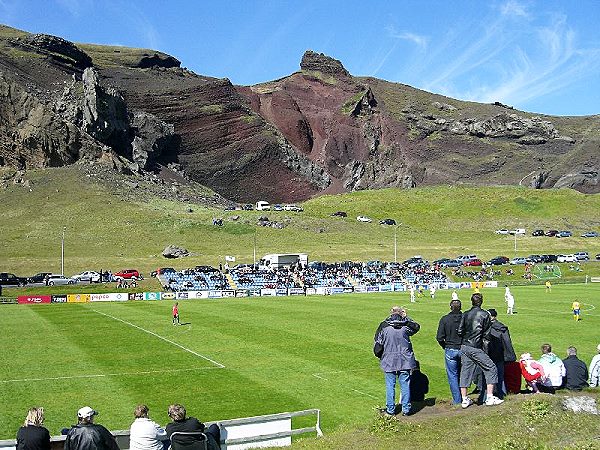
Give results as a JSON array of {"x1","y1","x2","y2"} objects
[
  {"x1": 403, "y1": 317, "x2": 420, "y2": 336},
  {"x1": 436, "y1": 317, "x2": 447, "y2": 349}
]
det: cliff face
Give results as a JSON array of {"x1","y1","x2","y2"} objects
[{"x1": 1, "y1": 25, "x2": 599, "y2": 201}]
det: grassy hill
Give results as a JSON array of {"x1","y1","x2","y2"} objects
[{"x1": 1, "y1": 166, "x2": 600, "y2": 278}]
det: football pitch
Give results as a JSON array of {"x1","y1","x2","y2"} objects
[{"x1": 1, "y1": 283, "x2": 598, "y2": 439}]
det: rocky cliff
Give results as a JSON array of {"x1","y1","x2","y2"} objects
[{"x1": 1, "y1": 25, "x2": 598, "y2": 201}]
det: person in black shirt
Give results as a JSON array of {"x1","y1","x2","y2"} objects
[
  {"x1": 562, "y1": 346, "x2": 589, "y2": 390},
  {"x1": 16, "y1": 407, "x2": 50, "y2": 450},
  {"x1": 436, "y1": 299, "x2": 463, "y2": 404},
  {"x1": 64, "y1": 406, "x2": 119, "y2": 450},
  {"x1": 166, "y1": 404, "x2": 220, "y2": 450}
]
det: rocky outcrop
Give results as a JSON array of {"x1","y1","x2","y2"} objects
[
  {"x1": 300, "y1": 50, "x2": 349, "y2": 77},
  {"x1": 136, "y1": 53, "x2": 181, "y2": 69},
  {"x1": 130, "y1": 111, "x2": 177, "y2": 171},
  {"x1": 554, "y1": 170, "x2": 599, "y2": 191},
  {"x1": 12, "y1": 33, "x2": 92, "y2": 69}
]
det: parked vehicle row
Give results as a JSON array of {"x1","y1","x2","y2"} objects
[
  {"x1": 495, "y1": 228, "x2": 598, "y2": 238},
  {"x1": 1, "y1": 268, "x2": 144, "y2": 288}
]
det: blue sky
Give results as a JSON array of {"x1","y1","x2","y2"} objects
[{"x1": 1, "y1": 0, "x2": 599, "y2": 116}]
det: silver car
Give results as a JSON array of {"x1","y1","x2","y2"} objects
[
  {"x1": 71, "y1": 271, "x2": 101, "y2": 283},
  {"x1": 45, "y1": 274, "x2": 75, "y2": 286}
]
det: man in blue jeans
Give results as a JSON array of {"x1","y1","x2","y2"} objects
[
  {"x1": 436, "y1": 299, "x2": 463, "y2": 404},
  {"x1": 374, "y1": 306, "x2": 420, "y2": 416}
]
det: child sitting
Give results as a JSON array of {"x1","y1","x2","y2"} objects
[{"x1": 519, "y1": 353, "x2": 545, "y2": 393}]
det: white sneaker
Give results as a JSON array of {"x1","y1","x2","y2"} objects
[
  {"x1": 461, "y1": 397, "x2": 473, "y2": 409},
  {"x1": 485, "y1": 395, "x2": 504, "y2": 406}
]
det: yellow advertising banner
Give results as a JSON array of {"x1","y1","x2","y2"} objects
[{"x1": 67, "y1": 294, "x2": 91, "y2": 303}]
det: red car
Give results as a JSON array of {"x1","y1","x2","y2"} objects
[
  {"x1": 113, "y1": 269, "x2": 141, "y2": 280},
  {"x1": 464, "y1": 259, "x2": 483, "y2": 266}
]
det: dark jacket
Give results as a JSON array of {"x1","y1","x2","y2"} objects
[
  {"x1": 16, "y1": 425, "x2": 50, "y2": 450},
  {"x1": 436, "y1": 311, "x2": 462, "y2": 349},
  {"x1": 488, "y1": 320, "x2": 516, "y2": 362},
  {"x1": 562, "y1": 355, "x2": 589, "y2": 390},
  {"x1": 64, "y1": 423, "x2": 120, "y2": 450},
  {"x1": 374, "y1": 314, "x2": 420, "y2": 372},
  {"x1": 166, "y1": 417, "x2": 219, "y2": 450},
  {"x1": 458, "y1": 306, "x2": 491, "y2": 350}
]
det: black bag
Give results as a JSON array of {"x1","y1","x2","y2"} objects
[{"x1": 373, "y1": 342, "x2": 384, "y2": 359}]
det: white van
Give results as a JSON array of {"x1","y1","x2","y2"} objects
[{"x1": 255, "y1": 201, "x2": 271, "y2": 211}]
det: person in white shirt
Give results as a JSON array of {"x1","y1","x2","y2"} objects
[
  {"x1": 504, "y1": 286, "x2": 515, "y2": 314},
  {"x1": 451, "y1": 290, "x2": 459, "y2": 301},
  {"x1": 409, "y1": 285, "x2": 416, "y2": 303},
  {"x1": 538, "y1": 343, "x2": 566, "y2": 393},
  {"x1": 129, "y1": 405, "x2": 168, "y2": 450},
  {"x1": 429, "y1": 284, "x2": 437, "y2": 299},
  {"x1": 589, "y1": 344, "x2": 600, "y2": 387}
]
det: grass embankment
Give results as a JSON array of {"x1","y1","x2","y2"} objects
[{"x1": 2, "y1": 167, "x2": 600, "y2": 281}]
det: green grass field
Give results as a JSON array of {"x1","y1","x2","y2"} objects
[{"x1": 1, "y1": 284, "x2": 598, "y2": 442}]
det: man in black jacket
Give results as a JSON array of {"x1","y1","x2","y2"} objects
[
  {"x1": 166, "y1": 404, "x2": 220, "y2": 450},
  {"x1": 64, "y1": 407, "x2": 120, "y2": 450},
  {"x1": 562, "y1": 346, "x2": 589, "y2": 390},
  {"x1": 436, "y1": 299, "x2": 463, "y2": 404},
  {"x1": 478, "y1": 309, "x2": 516, "y2": 401},
  {"x1": 457, "y1": 293, "x2": 504, "y2": 408}
]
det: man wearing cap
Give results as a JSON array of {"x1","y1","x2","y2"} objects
[
  {"x1": 373, "y1": 306, "x2": 420, "y2": 416},
  {"x1": 64, "y1": 407, "x2": 120, "y2": 450}
]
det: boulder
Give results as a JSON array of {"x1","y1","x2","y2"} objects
[
  {"x1": 562, "y1": 396, "x2": 598, "y2": 415},
  {"x1": 162, "y1": 245, "x2": 190, "y2": 259}
]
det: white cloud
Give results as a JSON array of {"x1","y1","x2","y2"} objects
[
  {"x1": 500, "y1": 0, "x2": 529, "y2": 18},
  {"x1": 386, "y1": 25, "x2": 428, "y2": 49}
]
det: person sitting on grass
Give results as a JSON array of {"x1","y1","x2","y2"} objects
[
  {"x1": 519, "y1": 353, "x2": 545, "y2": 393},
  {"x1": 538, "y1": 344, "x2": 566, "y2": 394},
  {"x1": 589, "y1": 344, "x2": 600, "y2": 388}
]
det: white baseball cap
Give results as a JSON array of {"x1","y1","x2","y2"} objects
[{"x1": 77, "y1": 406, "x2": 98, "y2": 419}]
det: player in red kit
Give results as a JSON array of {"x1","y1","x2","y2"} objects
[{"x1": 172, "y1": 302, "x2": 180, "y2": 325}]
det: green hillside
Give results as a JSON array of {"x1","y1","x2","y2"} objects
[{"x1": 1, "y1": 166, "x2": 600, "y2": 277}]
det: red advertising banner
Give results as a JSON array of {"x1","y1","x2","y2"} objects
[{"x1": 18, "y1": 295, "x2": 52, "y2": 304}]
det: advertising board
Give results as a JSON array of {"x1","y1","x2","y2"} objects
[
  {"x1": 90, "y1": 293, "x2": 129, "y2": 302},
  {"x1": 18, "y1": 295, "x2": 51, "y2": 304},
  {"x1": 67, "y1": 294, "x2": 90, "y2": 303}
]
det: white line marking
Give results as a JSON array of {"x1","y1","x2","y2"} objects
[
  {"x1": 91, "y1": 309, "x2": 225, "y2": 368},
  {"x1": 0, "y1": 366, "x2": 222, "y2": 384}
]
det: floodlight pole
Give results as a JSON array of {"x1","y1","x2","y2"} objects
[
  {"x1": 514, "y1": 230, "x2": 517, "y2": 256},
  {"x1": 253, "y1": 229, "x2": 257, "y2": 268},
  {"x1": 61, "y1": 226, "x2": 66, "y2": 276},
  {"x1": 394, "y1": 226, "x2": 398, "y2": 263}
]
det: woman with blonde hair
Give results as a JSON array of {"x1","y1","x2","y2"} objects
[{"x1": 16, "y1": 407, "x2": 51, "y2": 450}]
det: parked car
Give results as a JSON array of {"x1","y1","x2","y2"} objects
[
  {"x1": 545, "y1": 229, "x2": 559, "y2": 237},
  {"x1": 596, "y1": 253, "x2": 600, "y2": 260},
  {"x1": 495, "y1": 229, "x2": 510, "y2": 235},
  {"x1": 356, "y1": 216, "x2": 372, "y2": 223},
  {"x1": 71, "y1": 271, "x2": 101, "y2": 283},
  {"x1": 27, "y1": 272, "x2": 53, "y2": 284},
  {"x1": 283, "y1": 204, "x2": 303, "y2": 212},
  {"x1": 527, "y1": 255, "x2": 543, "y2": 263},
  {"x1": 441, "y1": 259, "x2": 462, "y2": 268},
  {"x1": 45, "y1": 274, "x2": 75, "y2": 286},
  {"x1": 243, "y1": 204, "x2": 254, "y2": 211},
  {"x1": 0, "y1": 272, "x2": 28, "y2": 286},
  {"x1": 556, "y1": 230, "x2": 572, "y2": 238},
  {"x1": 113, "y1": 269, "x2": 141, "y2": 280},
  {"x1": 557, "y1": 254, "x2": 577, "y2": 263},
  {"x1": 379, "y1": 218, "x2": 397, "y2": 225},
  {"x1": 272, "y1": 204, "x2": 284, "y2": 211},
  {"x1": 540, "y1": 254, "x2": 558, "y2": 262},
  {"x1": 464, "y1": 259, "x2": 483, "y2": 266},
  {"x1": 456, "y1": 255, "x2": 477, "y2": 263},
  {"x1": 255, "y1": 201, "x2": 271, "y2": 211},
  {"x1": 510, "y1": 257, "x2": 529, "y2": 265},
  {"x1": 150, "y1": 267, "x2": 176, "y2": 278},
  {"x1": 331, "y1": 211, "x2": 347, "y2": 217},
  {"x1": 403, "y1": 257, "x2": 428, "y2": 268},
  {"x1": 488, "y1": 256, "x2": 509, "y2": 265},
  {"x1": 574, "y1": 252, "x2": 589, "y2": 261},
  {"x1": 531, "y1": 229, "x2": 545, "y2": 237},
  {"x1": 509, "y1": 228, "x2": 526, "y2": 235},
  {"x1": 581, "y1": 231, "x2": 599, "y2": 238}
]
